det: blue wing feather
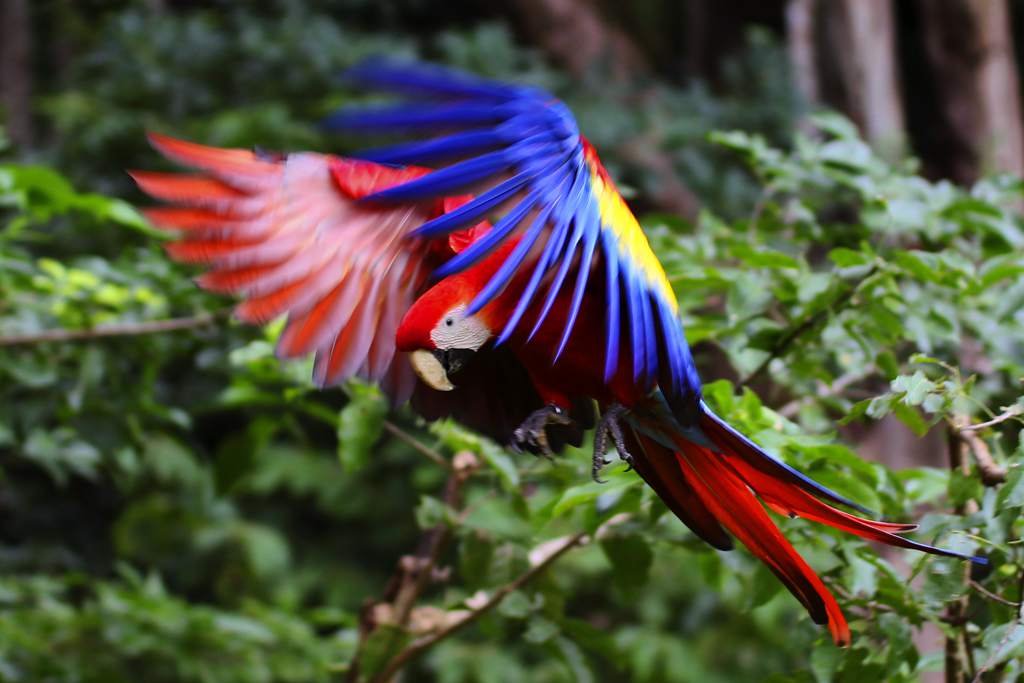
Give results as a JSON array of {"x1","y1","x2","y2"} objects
[
  {"x1": 323, "y1": 103, "x2": 513, "y2": 131},
  {"x1": 640, "y1": 292, "x2": 658, "y2": 384},
  {"x1": 330, "y1": 60, "x2": 703, "y2": 420},
  {"x1": 601, "y1": 230, "x2": 621, "y2": 382},
  {"x1": 356, "y1": 129, "x2": 506, "y2": 165},
  {"x1": 470, "y1": 201, "x2": 557, "y2": 316},
  {"x1": 528, "y1": 189, "x2": 588, "y2": 343},
  {"x1": 438, "y1": 185, "x2": 545, "y2": 280},
  {"x1": 625, "y1": 266, "x2": 646, "y2": 381},
  {"x1": 554, "y1": 198, "x2": 601, "y2": 362},
  {"x1": 496, "y1": 209, "x2": 572, "y2": 346},
  {"x1": 412, "y1": 172, "x2": 534, "y2": 238}
]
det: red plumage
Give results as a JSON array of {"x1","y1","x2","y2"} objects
[{"x1": 133, "y1": 132, "x2": 977, "y2": 646}]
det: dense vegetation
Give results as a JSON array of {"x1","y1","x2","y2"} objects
[{"x1": 1, "y1": 4, "x2": 1022, "y2": 682}]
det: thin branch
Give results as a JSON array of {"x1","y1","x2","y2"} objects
[
  {"x1": 958, "y1": 405, "x2": 1024, "y2": 432},
  {"x1": 369, "y1": 531, "x2": 588, "y2": 683},
  {"x1": 968, "y1": 580, "x2": 1019, "y2": 608},
  {"x1": 382, "y1": 420, "x2": 450, "y2": 470},
  {"x1": 0, "y1": 312, "x2": 222, "y2": 346}
]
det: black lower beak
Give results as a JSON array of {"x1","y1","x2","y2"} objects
[{"x1": 433, "y1": 348, "x2": 475, "y2": 377}]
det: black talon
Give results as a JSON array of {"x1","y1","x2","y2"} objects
[
  {"x1": 511, "y1": 404, "x2": 571, "y2": 459},
  {"x1": 592, "y1": 403, "x2": 635, "y2": 482}
]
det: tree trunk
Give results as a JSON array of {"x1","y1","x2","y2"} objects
[
  {"x1": 505, "y1": 0, "x2": 700, "y2": 219},
  {"x1": 785, "y1": 0, "x2": 819, "y2": 102},
  {"x1": 0, "y1": 0, "x2": 33, "y2": 149},
  {"x1": 797, "y1": 0, "x2": 906, "y2": 156},
  {"x1": 507, "y1": 0, "x2": 649, "y2": 82},
  {"x1": 917, "y1": 0, "x2": 1024, "y2": 183}
]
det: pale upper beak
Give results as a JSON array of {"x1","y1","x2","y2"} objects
[
  {"x1": 409, "y1": 348, "x2": 476, "y2": 391},
  {"x1": 410, "y1": 349, "x2": 455, "y2": 391}
]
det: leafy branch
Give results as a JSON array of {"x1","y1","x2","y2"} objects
[{"x1": 742, "y1": 265, "x2": 879, "y2": 386}]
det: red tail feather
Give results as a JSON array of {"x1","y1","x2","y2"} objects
[
  {"x1": 672, "y1": 438, "x2": 851, "y2": 645},
  {"x1": 624, "y1": 398, "x2": 979, "y2": 645}
]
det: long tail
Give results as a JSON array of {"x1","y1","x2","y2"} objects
[{"x1": 624, "y1": 396, "x2": 984, "y2": 646}]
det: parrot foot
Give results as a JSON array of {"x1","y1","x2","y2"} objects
[
  {"x1": 511, "y1": 404, "x2": 571, "y2": 459},
  {"x1": 592, "y1": 403, "x2": 633, "y2": 483}
]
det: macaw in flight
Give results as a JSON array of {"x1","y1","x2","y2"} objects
[{"x1": 131, "y1": 61, "x2": 981, "y2": 645}]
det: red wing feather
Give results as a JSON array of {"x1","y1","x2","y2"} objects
[{"x1": 133, "y1": 133, "x2": 447, "y2": 399}]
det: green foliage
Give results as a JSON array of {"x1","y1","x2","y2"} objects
[{"x1": 2, "y1": 4, "x2": 1023, "y2": 682}]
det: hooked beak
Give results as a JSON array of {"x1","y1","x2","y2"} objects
[{"x1": 409, "y1": 348, "x2": 475, "y2": 392}]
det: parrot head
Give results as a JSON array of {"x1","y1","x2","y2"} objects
[{"x1": 395, "y1": 278, "x2": 494, "y2": 392}]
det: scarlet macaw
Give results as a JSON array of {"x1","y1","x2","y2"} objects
[{"x1": 132, "y1": 61, "x2": 981, "y2": 645}]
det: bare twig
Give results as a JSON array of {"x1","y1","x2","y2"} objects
[
  {"x1": 382, "y1": 420, "x2": 450, "y2": 470},
  {"x1": 369, "y1": 531, "x2": 588, "y2": 683},
  {"x1": 0, "y1": 312, "x2": 222, "y2": 346}
]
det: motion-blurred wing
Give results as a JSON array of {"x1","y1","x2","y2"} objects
[
  {"x1": 131, "y1": 133, "x2": 440, "y2": 403},
  {"x1": 327, "y1": 61, "x2": 702, "y2": 420}
]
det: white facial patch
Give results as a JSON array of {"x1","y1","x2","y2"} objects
[{"x1": 429, "y1": 304, "x2": 491, "y2": 351}]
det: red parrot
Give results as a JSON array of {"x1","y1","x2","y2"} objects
[{"x1": 132, "y1": 61, "x2": 981, "y2": 645}]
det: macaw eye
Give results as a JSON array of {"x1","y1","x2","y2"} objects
[{"x1": 445, "y1": 318, "x2": 453, "y2": 326}]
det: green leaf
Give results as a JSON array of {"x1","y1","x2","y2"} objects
[
  {"x1": 980, "y1": 623, "x2": 1024, "y2": 670},
  {"x1": 552, "y1": 636, "x2": 594, "y2": 683},
  {"x1": 357, "y1": 624, "x2": 411, "y2": 681},
  {"x1": 432, "y1": 421, "x2": 519, "y2": 490},
  {"x1": 748, "y1": 562, "x2": 783, "y2": 609},
  {"x1": 497, "y1": 590, "x2": 534, "y2": 620},
  {"x1": 551, "y1": 465, "x2": 636, "y2": 517},
  {"x1": 844, "y1": 551, "x2": 878, "y2": 597},
  {"x1": 732, "y1": 243, "x2": 801, "y2": 269},
  {"x1": 995, "y1": 467, "x2": 1024, "y2": 510},
  {"x1": 415, "y1": 495, "x2": 455, "y2": 530},
  {"x1": 891, "y1": 402, "x2": 932, "y2": 437},
  {"x1": 600, "y1": 533, "x2": 653, "y2": 590},
  {"x1": 891, "y1": 371, "x2": 936, "y2": 406},
  {"x1": 810, "y1": 644, "x2": 843, "y2": 683},
  {"x1": 336, "y1": 381, "x2": 386, "y2": 472},
  {"x1": 828, "y1": 248, "x2": 872, "y2": 268},
  {"x1": 524, "y1": 615, "x2": 560, "y2": 644}
]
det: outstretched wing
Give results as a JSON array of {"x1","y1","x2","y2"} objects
[
  {"x1": 131, "y1": 133, "x2": 441, "y2": 403},
  {"x1": 327, "y1": 61, "x2": 702, "y2": 420}
]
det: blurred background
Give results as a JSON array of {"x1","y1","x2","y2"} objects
[{"x1": 2, "y1": 1, "x2": 1024, "y2": 682}]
